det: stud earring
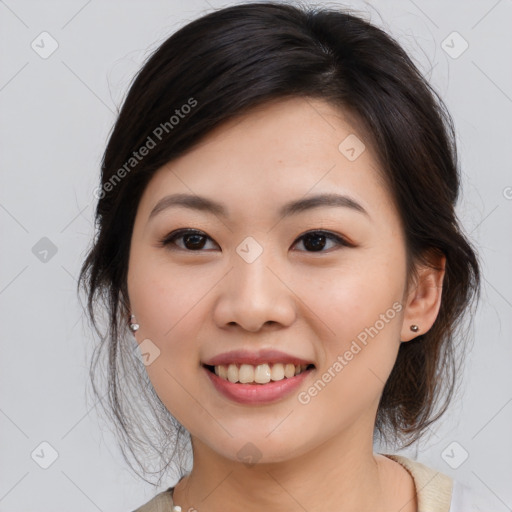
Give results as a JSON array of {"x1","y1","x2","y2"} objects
[
  {"x1": 410, "y1": 324, "x2": 419, "y2": 332},
  {"x1": 129, "y1": 314, "x2": 139, "y2": 332}
]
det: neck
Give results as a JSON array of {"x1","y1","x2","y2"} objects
[{"x1": 172, "y1": 429, "x2": 412, "y2": 512}]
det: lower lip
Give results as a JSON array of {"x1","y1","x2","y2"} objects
[{"x1": 203, "y1": 366, "x2": 313, "y2": 405}]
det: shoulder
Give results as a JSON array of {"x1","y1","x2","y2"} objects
[
  {"x1": 131, "y1": 487, "x2": 175, "y2": 512},
  {"x1": 383, "y1": 453, "x2": 453, "y2": 511},
  {"x1": 383, "y1": 453, "x2": 493, "y2": 512}
]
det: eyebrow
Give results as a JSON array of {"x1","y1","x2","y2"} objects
[{"x1": 148, "y1": 192, "x2": 370, "y2": 221}]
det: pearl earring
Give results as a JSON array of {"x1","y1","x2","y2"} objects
[
  {"x1": 129, "y1": 314, "x2": 139, "y2": 332},
  {"x1": 410, "y1": 324, "x2": 419, "y2": 332}
]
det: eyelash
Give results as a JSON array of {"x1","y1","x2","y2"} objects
[{"x1": 159, "y1": 228, "x2": 353, "y2": 253}]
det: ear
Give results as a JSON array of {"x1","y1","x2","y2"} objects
[{"x1": 400, "y1": 253, "x2": 446, "y2": 342}]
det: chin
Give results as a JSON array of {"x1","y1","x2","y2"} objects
[{"x1": 208, "y1": 434, "x2": 309, "y2": 466}]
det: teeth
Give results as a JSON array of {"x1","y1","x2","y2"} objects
[
  {"x1": 227, "y1": 364, "x2": 238, "y2": 383},
  {"x1": 271, "y1": 363, "x2": 285, "y2": 381},
  {"x1": 218, "y1": 365, "x2": 228, "y2": 379},
  {"x1": 239, "y1": 364, "x2": 254, "y2": 383},
  {"x1": 212, "y1": 363, "x2": 310, "y2": 384},
  {"x1": 254, "y1": 363, "x2": 271, "y2": 384},
  {"x1": 285, "y1": 363, "x2": 296, "y2": 378}
]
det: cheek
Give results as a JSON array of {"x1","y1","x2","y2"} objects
[
  {"x1": 127, "y1": 251, "x2": 224, "y2": 407},
  {"x1": 293, "y1": 283, "x2": 403, "y2": 433},
  {"x1": 301, "y1": 259, "x2": 405, "y2": 345},
  {"x1": 297, "y1": 249, "x2": 405, "y2": 397},
  {"x1": 128, "y1": 249, "x2": 209, "y2": 340}
]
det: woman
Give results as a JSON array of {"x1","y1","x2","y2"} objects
[{"x1": 78, "y1": 2, "x2": 482, "y2": 511}]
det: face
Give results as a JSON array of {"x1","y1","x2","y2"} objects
[{"x1": 127, "y1": 97, "x2": 411, "y2": 464}]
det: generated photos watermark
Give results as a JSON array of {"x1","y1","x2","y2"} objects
[
  {"x1": 93, "y1": 97, "x2": 198, "y2": 200},
  {"x1": 298, "y1": 301, "x2": 403, "y2": 405}
]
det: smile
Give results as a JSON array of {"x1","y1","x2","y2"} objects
[
  {"x1": 205, "y1": 363, "x2": 313, "y2": 384},
  {"x1": 203, "y1": 363, "x2": 315, "y2": 405}
]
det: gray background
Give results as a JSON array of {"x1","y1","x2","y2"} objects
[{"x1": 1, "y1": 0, "x2": 511, "y2": 510}]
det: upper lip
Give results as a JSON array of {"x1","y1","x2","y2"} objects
[{"x1": 202, "y1": 349, "x2": 315, "y2": 367}]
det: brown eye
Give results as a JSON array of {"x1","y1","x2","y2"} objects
[
  {"x1": 293, "y1": 231, "x2": 351, "y2": 252},
  {"x1": 160, "y1": 229, "x2": 218, "y2": 251},
  {"x1": 159, "y1": 229, "x2": 351, "y2": 253}
]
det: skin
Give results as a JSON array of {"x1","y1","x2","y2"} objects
[{"x1": 127, "y1": 97, "x2": 445, "y2": 512}]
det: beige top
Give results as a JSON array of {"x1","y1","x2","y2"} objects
[{"x1": 132, "y1": 453, "x2": 453, "y2": 512}]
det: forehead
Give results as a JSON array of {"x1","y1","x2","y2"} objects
[{"x1": 137, "y1": 97, "x2": 396, "y2": 224}]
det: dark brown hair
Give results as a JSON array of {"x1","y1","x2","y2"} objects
[{"x1": 78, "y1": 1, "x2": 480, "y2": 484}]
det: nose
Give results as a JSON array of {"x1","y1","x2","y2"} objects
[{"x1": 212, "y1": 253, "x2": 297, "y2": 333}]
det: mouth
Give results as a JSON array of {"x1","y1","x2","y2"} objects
[
  {"x1": 203, "y1": 362, "x2": 315, "y2": 385},
  {"x1": 201, "y1": 349, "x2": 316, "y2": 404}
]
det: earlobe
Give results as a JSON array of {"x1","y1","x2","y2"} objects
[
  {"x1": 400, "y1": 254, "x2": 446, "y2": 342},
  {"x1": 129, "y1": 314, "x2": 140, "y2": 333}
]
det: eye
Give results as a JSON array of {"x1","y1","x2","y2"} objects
[
  {"x1": 160, "y1": 229, "x2": 218, "y2": 251},
  {"x1": 292, "y1": 230, "x2": 352, "y2": 252},
  {"x1": 160, "y1": 229, "x2": 352, "y2": 253}
]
